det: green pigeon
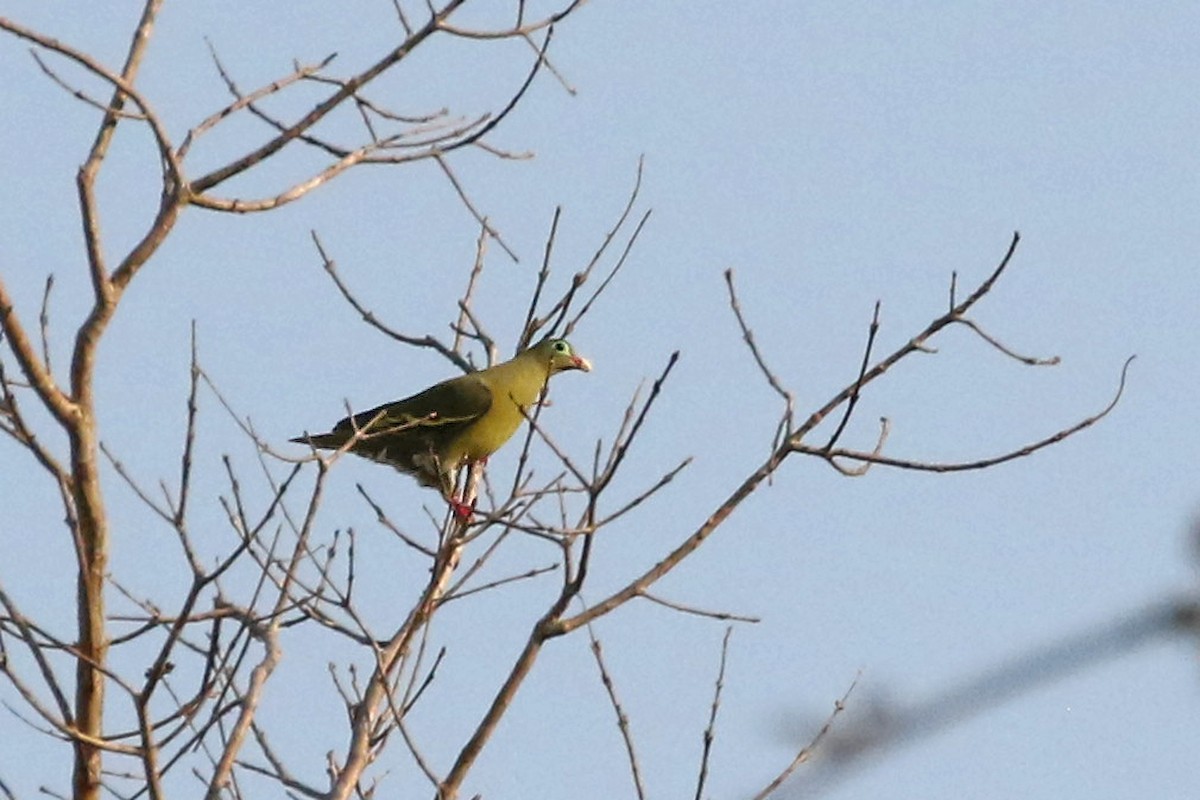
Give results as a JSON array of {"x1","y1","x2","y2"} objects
[{"x1": 291, "y1": 337, "x2": 591, "y2": 518}]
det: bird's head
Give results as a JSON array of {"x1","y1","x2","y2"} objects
[{"x1": 534, "y1": 337, "x2": 592, "y2": 375}]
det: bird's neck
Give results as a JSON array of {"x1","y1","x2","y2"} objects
[{"x1": 489, "y1": 353, "x2": 550, "y2": 407}]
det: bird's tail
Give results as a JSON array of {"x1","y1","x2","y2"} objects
[{"x1": 289, "y1": 432, "x2": 346, "y2": 450}]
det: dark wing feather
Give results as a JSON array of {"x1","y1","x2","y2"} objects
[
  {"x1": 304, "y1": 373, "x2": 492, "y2": 492},
  {"x1": 337, "y1": 373, "x2": 491, "y2": 435}
]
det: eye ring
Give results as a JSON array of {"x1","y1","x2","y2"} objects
[{"x1": 554, "y1": 341, "x2": 568, "y2": 353}]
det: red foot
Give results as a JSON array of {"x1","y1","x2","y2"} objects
[{"x1": 450, "y1": 498, "x2": 476, "y2": 521}]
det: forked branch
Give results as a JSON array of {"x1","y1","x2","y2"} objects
[{"x1": 554, "y1": 233, "x2": 1126, "y2": 637}]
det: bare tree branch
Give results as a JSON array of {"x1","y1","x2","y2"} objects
[
  {"x1": 796, "y1": 355, "x2": 1134, "y2": 473},
  {"x1": 310, "y1": 230, "x2": 474, "y2": 373},
  {"x1": 694, "y1": 627, "x2": 733, "y2": 800},
  {"x1": 752, "y1": 676, "x2": 858, "y2": 800},
  {"x1": 587, "y1": 623, "x2": 646, "y2": 800}
]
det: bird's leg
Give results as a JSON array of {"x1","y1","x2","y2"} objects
[
  {"x1": 446, "y1": 460, "x2": 487, "y2": 522},
  {"x1": 448, "y1": 459, "x2": 482, "y2": 521}
]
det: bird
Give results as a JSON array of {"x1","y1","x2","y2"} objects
[{"x1": 290, "y1": 337, "x2": 591, "y2": 519}]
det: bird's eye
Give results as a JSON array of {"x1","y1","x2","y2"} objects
[{"x1": 554, "y1": 341, "x2": 568, "y2": 353}]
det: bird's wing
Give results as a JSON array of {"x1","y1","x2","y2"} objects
[{"x1": 334, "y1": 372, "x2": 493, "y2": 439}]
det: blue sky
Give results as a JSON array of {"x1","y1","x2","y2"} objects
[{"x1": 1, "y1": 3, "x2": 1198, "y2": 798}]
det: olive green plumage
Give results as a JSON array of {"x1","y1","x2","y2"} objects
[{"x1": 291, "y1": 338, "x2": 591, "y2": 500}]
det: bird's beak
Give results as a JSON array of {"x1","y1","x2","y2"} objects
[{"x1": 572, "y1": 355, "x2": 592, "y2": 372}]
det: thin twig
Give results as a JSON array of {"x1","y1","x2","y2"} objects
[
  {"x1": 29, "y1": 50, "x2": 147, "y2": 120},
  {"x1": 823, "y1": 300, "x2": 881, "y2": 450},
  {"x1": 309, "y1": 230, "x2": 472, "y2": 372},
  {"x1": 695, "y1": 627, "x2": 733, "y2": 800},
  {"x1": 798, "y1": 356, "x2": 1134, "y2": 473},
  {"x1": 518, "y1": 207, "x2": 561, "y2": 348},
  {"x1": 453, "y1": 223, "x2": 491, "y2": 354},
  {"x1": 38, "y1": 274, "x2": 54, "y2": 374},
  {"x1": 640, "y1": 592, "x2": 760, "y2": 624},
  {"x1": 586, "y1": 622, "x2": 646, "y2": 800},
  {"x1": 440, "y1": 564, "x2": 559, "y2": 604},
  {"x1": 355, "y1": 484, "x2": 436, "y2": 557},
  {"x1": 434, "y1": 155, "x2": 518, "y2": 262},
  {"x1": 954, "y1": 317, "x2": 1061, "y2": 365},
  {"x1": 181, "y1": 44, "x2": 336, "y2": 160},
  {"x1": 751, "y1": 675, "x2": 858, "y2": 800},
  {"x1": 564, "y1": 208, "x2": 651, "y2": 335},
  {"x1": 724, "y1": 268, "x2": 796, "y2": 454}
]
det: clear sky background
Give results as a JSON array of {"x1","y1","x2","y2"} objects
[{"x1": 1, "y1": 2, "x2": 1198, "y2": 799}]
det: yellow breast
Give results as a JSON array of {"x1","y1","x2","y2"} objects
[{"x1": 441, "y1": 356, "x2": 549, "y2": 466}]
